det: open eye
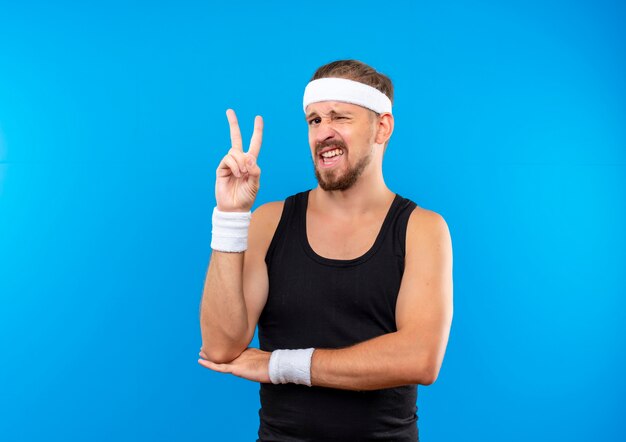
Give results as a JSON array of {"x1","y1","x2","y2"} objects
[{"x1": 308, "y1": 117, "x2": 321, "y2": 126}]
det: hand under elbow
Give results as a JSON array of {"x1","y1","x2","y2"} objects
[
  {"x1": 200, "y1": 323, "x2": 250, "y2": 363},
  {"x1": 201, "y1": 344, "x2": 247, "y2": 364}
]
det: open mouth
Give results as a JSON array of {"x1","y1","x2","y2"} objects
[{"x1": 318, "y1": 147, "x2": 344, "y2": 168}]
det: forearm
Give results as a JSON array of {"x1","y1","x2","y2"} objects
[
  {"x1": 200, "y1": 250, "x2": 249, "y2": 362},
  {"x1": 310, "y1": 331, "x2": 431, "y2": 391}
]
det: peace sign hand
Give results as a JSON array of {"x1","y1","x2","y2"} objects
[{"x1": 215, "y1": 109, "x2": 263, "y2": 212}]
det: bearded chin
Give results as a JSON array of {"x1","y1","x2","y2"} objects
[{"x1": 313, "y1": 153, "x2": 372, "y2": 191}]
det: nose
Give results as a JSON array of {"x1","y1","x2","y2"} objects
[{"x1": 313, "y1": 119, "x2": 339, "y2": 145}]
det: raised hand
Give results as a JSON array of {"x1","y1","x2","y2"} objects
[{"x1": 215, "y1": 109, "x2": 263, "y2": 212}]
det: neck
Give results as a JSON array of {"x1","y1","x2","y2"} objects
[{"x1": 310, "y1": 156, "x2": 393, "y2": 218}]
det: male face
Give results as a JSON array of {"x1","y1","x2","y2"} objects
[{"x1": 305, "y1": 101, "x2": 378, "y2": 191}]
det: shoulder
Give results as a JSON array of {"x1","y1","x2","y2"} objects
[
  {"x1": 251, "y1": 200, "x2": 285, "y2": 235},
  {"x1": 406, "y1": 206, "x2": 449, "y2": 232},
  {"x1": 247, "y1": 200, "x2": 286, "y2": 254},
  {"x1": 405, "y1": 206, "x2": 452, "y2": 256},
  {"x1": 252, "y1": 200, "x2": 285, "y2": 222},
  {"x1": 251, "y1": 190, "x2": 305, "y2": 231}
]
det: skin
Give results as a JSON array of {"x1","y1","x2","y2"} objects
[{"x1": 198, "y1": 101, "x2": 453, "y2": 390}]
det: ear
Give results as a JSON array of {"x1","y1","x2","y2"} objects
[{"x1": 374, "y1": 113, "x2": 394, "y2": 145}]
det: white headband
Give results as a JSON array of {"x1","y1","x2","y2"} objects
[{"x1": 303, "y1": 77, "x2": 392, "y2": 115}]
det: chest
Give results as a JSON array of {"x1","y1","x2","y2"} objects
[{"x1": 305, "y1": 211, "x2": 386, "y2": 260}]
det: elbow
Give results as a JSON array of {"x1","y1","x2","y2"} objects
[
  {"x1": 200, "y1": 345, "x2": 244, "y2": 364},
  {"x1": 199, "y1": 326, "x2": 250, "y2": 364},
  {"x1": 418, "y1": 366, "x2": 439, "y2": 385},
  {"x1": 200, "y1": 331, "x2": 250, "y2": 363},
  {"x1": 411, "y1": 356, "x2": 441, "y2": 386}
]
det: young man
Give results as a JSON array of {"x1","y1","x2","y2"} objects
[{"x1": 198, "y1": 60, "x2": 454, "y2": 441}]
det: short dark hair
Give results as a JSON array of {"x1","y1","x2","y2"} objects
[{"x1": 310, "y1": 59, "x2": 394, "y2": 105}]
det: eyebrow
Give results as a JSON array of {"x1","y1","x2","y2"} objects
[{"x1": 305, "y1": 110, "x2": 352, "y2": 121}]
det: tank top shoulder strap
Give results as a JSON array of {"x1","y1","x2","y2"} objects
[
  {"x1": 390, "y1": 194, "x2": 418, "y2": 258},
  {"x1": 264, "y1": 190, "x2": 308, "y2": 266}
]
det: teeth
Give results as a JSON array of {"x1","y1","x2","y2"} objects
[{"x1": 321, "y1": 148, "x2": 343, "y2": 158}]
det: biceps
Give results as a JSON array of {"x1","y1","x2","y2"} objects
[
  {"x1": 395, "y1": 271, "x2": 452, "y2": 336},
  {"x1": 395, "y1": 213, "x2": 453, "y2": 343}
]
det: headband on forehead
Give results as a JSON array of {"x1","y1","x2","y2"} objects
[{"x1": 303, "y1": 77, "x2": 393, "y2": 115}]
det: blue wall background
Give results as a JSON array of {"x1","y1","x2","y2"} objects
[{"x1": 1, "y1": 0, "x2": 624, "y2": 440}]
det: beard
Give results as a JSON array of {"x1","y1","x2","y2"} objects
[{"x1": 312, "y1": 141, "x2": 373, "y2": 191}]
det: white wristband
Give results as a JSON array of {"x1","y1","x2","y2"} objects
[
  {"x1": 210, "y1": 207, "x2": 252, "y2": 252},
  {"x1": 268, "y1": 348, "x2": 315, "y2": 387}
]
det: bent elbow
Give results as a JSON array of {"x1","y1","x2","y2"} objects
[
  {"x1": 201, "y1": 345, "x2": 245, "y2": 364},
  {"x1": 419, "y1": 368, "x2": 439, "y2": 386},
  {"x1": 415, "y1": 359, "x2": 441, "y2": 386},
  {"x1": 200, "y1": 327, "x2": 251, "y2": 364}
]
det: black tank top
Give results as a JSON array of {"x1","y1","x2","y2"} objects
[{"x1": 257, "y1": 189, "x2": 419, "y2": 442}]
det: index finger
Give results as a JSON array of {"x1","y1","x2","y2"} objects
[
  {"x1": 247, "y1": 115, "x2": 263, "y2": 158},
  {"x1": 226, "y1": 109, "x2": 243, "y2": 151}
]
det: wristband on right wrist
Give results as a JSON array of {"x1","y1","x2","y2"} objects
[{"x1": 210, "y1": 207, "x2": 252, "y2": 253}]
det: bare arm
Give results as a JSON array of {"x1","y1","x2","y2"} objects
[
  {"x1": 199, "y1": 202, "x2": 281, "y2": 363},
  {"x1": 199, "y1": 109, "x2": 275, "y2": 364},
  {"x1": 310, "y1": 209, "x2": 454, "y2": 390},
  {"x1": 200, "y1": 250, "x2": 247, "y2": 362}
]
